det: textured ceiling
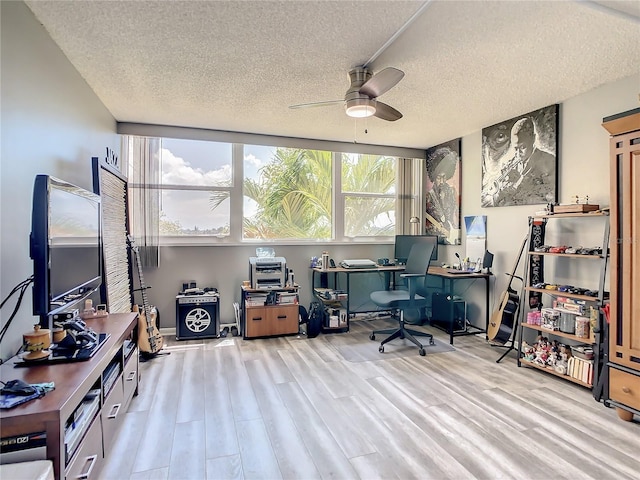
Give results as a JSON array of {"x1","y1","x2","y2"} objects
[{"x1": 25, "y1": 0, "x2": 640, "y2": 150}]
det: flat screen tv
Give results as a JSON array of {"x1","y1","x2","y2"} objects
[
  {"x1": 394, "y1": 235, "x2": 438, "y2": 265},
  {"x1": 30, "y1": 175, "x2": 102, "y2": 325}
]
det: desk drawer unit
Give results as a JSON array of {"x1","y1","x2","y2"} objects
[
  {"x1": 245, "y1": 305, "x2": 298, "y2": 338},
  {"x1": 610, "y1": 368, "x2": 640, "y2": 413}
]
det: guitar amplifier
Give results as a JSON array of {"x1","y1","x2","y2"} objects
[
  {"x1": 175, "y1": 293, "x2": 220, "y2": 340},
  {"x1": 431, "y1": 292, "x2": 466, "y2": 333}
]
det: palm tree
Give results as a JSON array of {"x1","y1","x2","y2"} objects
[
  {"x1": 209, "y1": 148, "x2": 395, "y2": 239},
  {"x1": 341, "y1": 153, "x2": 395, "y2": 236}
]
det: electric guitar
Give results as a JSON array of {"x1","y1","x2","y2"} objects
[
  {"x1": 487, "y1": 235, "x2": 528, "y2": 345},
  {"x1": 127, "y1": 235, "x2": 164, "y2": 355}
]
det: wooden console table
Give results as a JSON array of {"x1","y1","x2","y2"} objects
[{"x1": 0, "y1": 313, "x2": 138, "y2": 480}]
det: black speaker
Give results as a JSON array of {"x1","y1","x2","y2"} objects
[{"x1": 175, "y1": 294, "x2": 220, "y2": 340}]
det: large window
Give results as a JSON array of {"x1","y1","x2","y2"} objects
[{"x1": 125, "y1": 135, "x2": 404, "y2": 244}]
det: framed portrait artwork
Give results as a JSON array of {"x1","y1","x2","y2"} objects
[
  {"x1": 481, "y1": 104, "x2": 558, "y2": 207},
  {"x1": 425, "y1": 138, "x2": 461, "y2": 245}
]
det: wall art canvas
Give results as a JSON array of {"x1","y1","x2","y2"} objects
[
  {"x1": 481, "y1": 104, "x2": 558, "y2": 207},
  {"x1": 425, "y1": 138, "x2": 461, "y2": 245}
]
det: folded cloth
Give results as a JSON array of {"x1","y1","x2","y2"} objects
[{"x1": 1, "y1": 379, "x2": 36, "y2": 395}]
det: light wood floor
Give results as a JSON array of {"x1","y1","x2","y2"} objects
[{"x1": 99, "y1": 318, "x2": 640, "y2": 480}]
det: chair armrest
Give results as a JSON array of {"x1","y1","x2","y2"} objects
[{"x1": 401, "y1": 274, "x2": 427, "y2": 300}]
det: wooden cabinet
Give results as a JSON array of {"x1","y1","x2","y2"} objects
[
  {"x1": 516, "y1": 212, "x2": 610, "y2": 390},
  {"x1": 242, "y1": 286, "x2": 299, "y2": 338},
  {"x1": 0, "y1": 313, "x2": 139, "y2": 479},
  {"x1": 245, "y1": 305, "x2": 299, "y2": 338},
  {"x1": 603, "y1": 108, "x2": 640, "y2": 421}
]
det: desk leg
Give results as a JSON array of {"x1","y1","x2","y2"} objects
[
  {"x1": 484, "y1": 276, "x2": 490, "y2": 339},
  {"x1": 346, "y1": 272, "x2": 350, "y2": 319},
  {"x1": 448, "y1": 278, "x2": 454, "y2": 345}
]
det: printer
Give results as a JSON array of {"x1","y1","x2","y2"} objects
[{"x1": 249, "y1": 256, "x2": 287, "y2": 289}]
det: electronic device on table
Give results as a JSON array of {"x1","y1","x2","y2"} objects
[
  {"x1": 339, "y1": 259, "x2": 377, "y2": 269},
  {"x1": 394, "y1": 234, "x2": 438, "y2": 265},
  {"x1": 249, "y1": 256, "x2": 287, "y2": 289},
  {"x1": 30, "y1": 175, "x2": 102, "y2": 329}
]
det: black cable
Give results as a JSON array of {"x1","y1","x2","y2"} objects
[{"x1": 0, "y1": 276, "x2": 34, "y2": 344}]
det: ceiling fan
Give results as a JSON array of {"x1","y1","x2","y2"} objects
[{"x1": 289, "y1": 66, "x2": 405, "y2": 121}]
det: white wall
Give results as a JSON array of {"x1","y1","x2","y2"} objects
[{"x1": 0, "y1": 1, "x2": 118, "y2": 360}]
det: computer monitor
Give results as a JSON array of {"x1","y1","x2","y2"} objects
[{"x1": 394, "y1": 235, "x2": 438, "y2": 265}]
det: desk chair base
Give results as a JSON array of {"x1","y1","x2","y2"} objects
[{"x1": 369, "y1": 312, "x2": 434, "y2": 356}]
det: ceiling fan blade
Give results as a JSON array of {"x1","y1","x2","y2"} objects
[
  {"x1": 373, "y1": 101, "x2": 403, "y2": 121},
  {"x1": 359, "y1": 67, "x2": 404, "y2": 98},
  {"x1": 289, "y1": 100, "x2": 343, "y2": 109}
]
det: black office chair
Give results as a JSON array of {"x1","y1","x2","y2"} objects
[{"x1": 369, "y1": 243, "x2": 435, "y2": 356}]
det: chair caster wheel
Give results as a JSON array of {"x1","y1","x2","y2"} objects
[
  {"x1": 369, "y1": 333, "x2": 376, "y2": 341},
  {"x1": 429, "y1": 338, "x2": 435, "y2": 345},
  {"x1": 379, "y1": 345, "x2": 384, "y2": 353},
  {"x1": 419, "y1": 348, "x2": 426, "y2": 356}
]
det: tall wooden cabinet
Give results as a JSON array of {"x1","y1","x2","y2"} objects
[{"x1": 602, "y1": 108, "x2": 640, "y2": 422}]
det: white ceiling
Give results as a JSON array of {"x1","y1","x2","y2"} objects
[{"x1": 25, "y1": 0, "x2": 640, "y2": 150}]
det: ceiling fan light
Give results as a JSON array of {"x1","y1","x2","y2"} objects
[{"x1": 345, "y1": 100, "x2": 376, "y2": 118}]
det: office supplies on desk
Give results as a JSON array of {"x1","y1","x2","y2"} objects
[
  {"x1": 340, "y1": 259, "x2": 377, "y2": 268},
  {"x1": 446, "y1": 268, "x2": 472, "y2": 274}
]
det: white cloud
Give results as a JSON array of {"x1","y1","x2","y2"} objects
[
  {"x1": 161, "y1": 148, "x2": 231, "y2": 185},
  {"x1": 244, "y1": 153, "x2": 263, "y2": 168}
]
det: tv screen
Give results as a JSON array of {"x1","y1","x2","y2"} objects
[
  {"x1": 394, "y1": 235, "x2": 438, "y2": 265},
  {"x1": 31, "y1": 175, "x2": 102, "y2": 323}
]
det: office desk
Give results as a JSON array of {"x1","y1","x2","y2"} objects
[
  {"x1": 310, "y1": 265, "x2": 490, "y2": 343},
  {"x1": 426, "y1": 267, "x2": 491, "y2": 344},
  {"x1": 311, "y1": 265, "x2": 403, "y2": 310}
]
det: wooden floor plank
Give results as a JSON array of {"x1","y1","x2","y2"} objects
[{"x1": 168, "y1": 420, "x2": 207, "y2": 480}]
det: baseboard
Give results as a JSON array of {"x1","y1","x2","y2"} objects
[{"x1": 160, "y1": 327, "x2": 176, "y2": 337}]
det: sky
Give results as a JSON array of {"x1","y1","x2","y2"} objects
[{"x1": 159, "y1": 139, "x2": 276, "y2": 231}]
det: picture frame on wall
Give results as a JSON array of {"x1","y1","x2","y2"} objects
[
  {"x1": 425, "y1": 138, "x2": 461, "y2": 245},
  {"x1": 481, "y1": 104, "x2": 558, "y2": 207}
]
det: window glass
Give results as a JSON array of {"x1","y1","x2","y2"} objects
[
  {"x1": 341, "y1": 153, "x2": 396, "y2": 237},
  {"x1": 158, "y1": 138, "x2": 232, "y2": 237},
  {"x1": 341, "y1": 153, "x2": 396, "y2": 194},
  {"x1": 160, "y1": 190, "x2": 230, "y2": 236},
  {"x1": 161, "y1": 138, "x2": 232, "y2": 187},
  {"x1": 344, "y1": 196, "x2": 395, "y2": 237},
  {"x1": 243, "y1": 145, "x2": 332, "y2": 240}
]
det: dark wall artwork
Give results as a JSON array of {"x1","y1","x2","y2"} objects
[
  {"x1": 425, "y1": 138, "x2": 461, "y2": 245},
  {"x1": 481, "y1": 104, "x2": 558, "y2": 207}
]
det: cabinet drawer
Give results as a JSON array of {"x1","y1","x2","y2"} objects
[
  {"x1": 610, "y1": 368, "x2": 640, "y2": 412},
  {"x1": 101, "y1": 378, "x2": 125, "y2": 456},
  {"x1": 245, "y1": 305, "x2": 298, "y2": 337},
  {"x1": 267, "y1": 305, "x2": 299, "y2": 335},
  {"x1": 65, "y1": 415, "x2": 103, "y2": 480},
  {"x1": 245, "y1": 307, "x2": 269, "y2": 337},
  {"x1": 122, "y1": 348, "x2": 139, "y2": 409}
]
